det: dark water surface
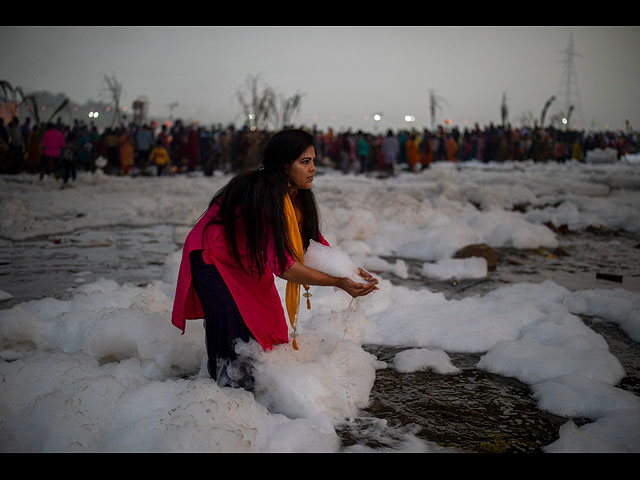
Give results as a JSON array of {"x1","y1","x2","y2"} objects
[
  {"x1": 340, "y1": 348, "x2": 569, "y2": 453},
  {"x1": 339, "y1": 228, "x2": 640, "y2": 453},
  {"x1": 0, "y1": 223, "x2": 177, "y2": 308}
]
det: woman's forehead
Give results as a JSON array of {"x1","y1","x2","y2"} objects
[{"x1": 297, "y1": 146, "x2": 316, "y2": 159}]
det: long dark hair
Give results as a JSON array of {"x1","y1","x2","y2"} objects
[{"x1": 205, "y1": 129, "x2": 320, "y2": 277}]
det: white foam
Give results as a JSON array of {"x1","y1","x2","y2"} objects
[
  {"x1": 1, "y1": 161, "x2": 640, "y2": 452},
  {"x1": 304, "y1": 239, "x2": 366, "y2": 283},
  {"x1": 421, "y1": 257, "x2": 488, "y2": 281},
  {"x1": 392, "y1": 348, "x2": 461, "y2": 374}
]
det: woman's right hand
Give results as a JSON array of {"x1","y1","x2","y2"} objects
[
  {"x1": 337, "y1": 275, "x2": 379, "y2": 298},
  {"x1": 281, "y1": 261, "x2": 379, "y2": 298}
]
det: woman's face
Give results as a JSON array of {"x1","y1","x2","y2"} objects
[{"x1": 285, "y1": 145, "x2": 316, "y2": 190}]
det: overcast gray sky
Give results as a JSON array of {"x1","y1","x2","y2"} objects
[{"x1": 2, "y1": 26, "x2": 639, "y2": 132}]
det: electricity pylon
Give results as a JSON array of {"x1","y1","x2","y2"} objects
[{"x1": 555, "y1": 33, "x2": 586, "y2": 129}]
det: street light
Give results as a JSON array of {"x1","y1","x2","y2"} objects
[{"x1": 373, "y1": 112, "x2": 383, "y2": 132}]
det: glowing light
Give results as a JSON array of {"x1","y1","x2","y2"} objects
[
  {"x1": 373, "y1": 114, "x2": 382, "y2": 122},
  {"x1": 404, "y1": 115, "x2": 415, "y2": 122},
  {"x1": 562, "y1": 117, "x2": 568, "y2": 125}
]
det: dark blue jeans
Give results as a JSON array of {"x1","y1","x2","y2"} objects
[{"x1": 190, "y1": 250, "x2": 255, "y2": 388}]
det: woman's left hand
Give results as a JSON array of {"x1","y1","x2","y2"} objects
[{"x1": 357, "y1": 268, "x2": 377, "y2": 285}]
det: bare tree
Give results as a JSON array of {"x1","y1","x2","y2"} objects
[
  {"x1": 0, "y1": 80, "x2": 27, "y2": 119},
  {"x1": 274, "y1": 92, "x2": 303, "y2": 129},
  {"x1": 500, "y1": 92, "x2": 508, "y2": 127},
  {"x1": 132, "y1": 95, "x2": 150, "y2": 126},
  {"x1": 101, "y1": 74, "x2": 124, "y2": 128},
  {"x1": 0, "y1": 79, "x2": 69, "y2": 126},
  {"x1": 429, "y1": 89, "x2": 448, "y2": 130},
  {"x1": 166, "y1": 102, "x2": 179, "y2": 122},
  {"x1": 565, "y1": 105, "x2": 575, "y2": 129},
  {"x1": 548, "y1": 112, "x2": 565, "y2": 128},
  {"x1": 540, "y1": 95, "x2": 556, "y2": 128},
  {"x1": 236, "y1": 74, "x2": 275, "y2": 130},
  {"x1": 236, "y1": 74, "x2": 304, "y2": 131},
  {"x1": 516, "y1": 111, "x2": 535, "y2": 129}
]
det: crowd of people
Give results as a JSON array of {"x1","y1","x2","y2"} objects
[
  {"x1": 0, "y1": 114, "x2": 638, "y2": 182},
  {"x1": 312, "y1": 123, "x2": 638, "y2": 174}
]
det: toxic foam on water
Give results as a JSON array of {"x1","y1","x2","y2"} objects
[{"x1": 304, "y1": 240, "x2": 366, "y2": 284}]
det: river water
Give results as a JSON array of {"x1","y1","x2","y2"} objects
[
  {"x1": 341, "y1": 227, "x2": 640, "y2": 452},
  {"x1": 1, "y1": 221, "x2": 638, "y2": 453}
]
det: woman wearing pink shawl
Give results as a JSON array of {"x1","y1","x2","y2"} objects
[{"x1": 172, "y1": 129, "x2": 378, "y2": 387}]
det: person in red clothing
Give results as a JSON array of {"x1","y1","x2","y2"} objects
[
  {"x1": 40, "y1": 123, "x2": 66, "y2": 180},
  {"x1": 172, "y1": 129, "x2": 378, "y2": 387},
  {"x1": 157, "y1": 124, "x2": 170, "y2": 149}
]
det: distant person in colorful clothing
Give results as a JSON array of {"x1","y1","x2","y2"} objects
[
  {"x1": 40, "y1": 123, "x2": 66, "y2": 180},
  {"x1": 149, "y1": 139, "x2": 171, "y2": 176}
]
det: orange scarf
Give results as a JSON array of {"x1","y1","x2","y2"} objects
[{"x1": 283, "y1": 193, "x2": 310, "y2": 350}]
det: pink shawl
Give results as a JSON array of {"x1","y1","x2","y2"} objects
[{"x1": 171, "y1": 203, "x2": 328, "y2": 351}]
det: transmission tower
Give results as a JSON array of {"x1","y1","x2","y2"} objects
[{"x1": 554, "y1": 33, "x2": 586, "y2": 129}]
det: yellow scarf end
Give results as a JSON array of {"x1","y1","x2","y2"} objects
[
  {"x1": 292, "y1": 338, "x2": 299, "y2": 350},
  {"x1": 303, "y1": 286, "x2": 311, "y2": 310}
]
